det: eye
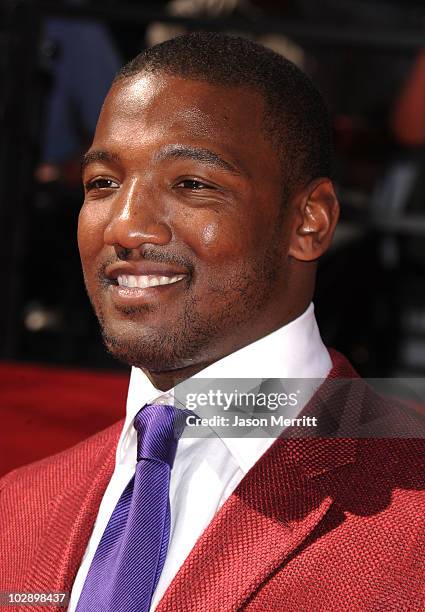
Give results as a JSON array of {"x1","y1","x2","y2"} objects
[
  {"x1": 85, "y1": 178, "x2": 120, "y2": 192},
  {"x1": 176, "y1": 179, "x2": 213, "y2": 190}
]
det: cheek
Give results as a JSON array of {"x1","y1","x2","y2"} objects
[
  {"x1": 192, "y1": 221, "x2": 239, "y2": 261},
  {"x1": 182, "y1": 214, "x2": 260, "y2": 263},
  {"x1": 198, "y1": 222, "x2": 221, "y2": 253},
  {"x1": 77, "y1": 204, "x2": 107, "y2": 273}
]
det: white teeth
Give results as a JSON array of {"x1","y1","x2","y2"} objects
[{"x1": 117, "y1": 274, "x2": 185, "y2": 288}]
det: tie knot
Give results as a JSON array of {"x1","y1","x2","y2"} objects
[{"x1": 134, "y1": 403, "x2": 188, "y2": 467}]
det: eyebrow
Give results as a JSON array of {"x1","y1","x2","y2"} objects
[
  {"x1": 81, "y1": 145, "x2": 243, "y2": 175},
  {"x1": 154, "y1": 144, "x2": 243, "y2": 175},
  {"x1": 81, "y1": 150, "x2": 120, "y2": 171}
]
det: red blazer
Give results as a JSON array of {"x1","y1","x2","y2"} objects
[{"x1": 1, "y1": 351, "x2": 424, "y2": 611}]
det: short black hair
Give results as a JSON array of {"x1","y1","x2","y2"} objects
[{"x1": 115, "y1": 32, "x2": 331, "y2": 203}]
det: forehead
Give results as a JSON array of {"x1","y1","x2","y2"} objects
[{"x1": 93, "y1": 73, "x2": 278, "y2": 172}]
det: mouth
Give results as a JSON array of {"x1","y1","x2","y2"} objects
[
  {"x1": 105, "y1": 271, "x2": 189, "y2": 309},
  {"x1": 116, "y1": 274, "x2": 186, "y2": 289},
  {"x1": 102, "y1": 260, "x2": 191, "y2": 309}
]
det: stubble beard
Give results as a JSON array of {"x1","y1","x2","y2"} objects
[{"x1": 91, "y1": 237, "x2": 284, "y2": 373}]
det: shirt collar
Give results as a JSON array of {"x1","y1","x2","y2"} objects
[{"x1": 120, "y1": 302, "x2": 331, "y2": 473}]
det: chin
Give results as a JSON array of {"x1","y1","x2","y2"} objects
[
  {"x1": 95, "y1": 307, "x2": 174, "y2": 368},
  {"x1": 94, "y1": 296, "x2": 240, "y2": 372},
  {"x1": 101, "y1": 330, "x2": 162, "y2": 370},
  {"x1": 100, "y1": 323, "x2": 197, "y2": 372}
]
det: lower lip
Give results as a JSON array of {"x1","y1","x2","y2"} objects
[{"x1": 108, "y1": 277, "x2": 187, "y2": 307}]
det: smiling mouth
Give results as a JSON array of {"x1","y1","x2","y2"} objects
[{"x1": 117, "y1": 274, "x2": 187, "y2": 289}]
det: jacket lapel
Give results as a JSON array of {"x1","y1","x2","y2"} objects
[
  {"x1": 157, "y1": 352, "x2": 360, "y2": 611},
  {"x1": 157, "y1": 438, "x2": 357, "y2": 611},
  {"x1": 23, "y1": 422, "x2": 122, "y2": 600}
]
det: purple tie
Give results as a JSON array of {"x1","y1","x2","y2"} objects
[{"x1": 76, "y1": 403, "x2": 189, "y2": 612}]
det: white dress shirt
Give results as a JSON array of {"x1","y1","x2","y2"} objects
[{"x1": 68, "y1": 303, "x2": 332, "y2": 611}]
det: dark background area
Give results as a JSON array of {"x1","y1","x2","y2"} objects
[{"x1": 1, "y1": 0, "x2": 425, "y2": 377}]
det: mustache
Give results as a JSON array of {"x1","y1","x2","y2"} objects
[{"x1": 97, "y1": 246, "x2": 195, "y2": 281}]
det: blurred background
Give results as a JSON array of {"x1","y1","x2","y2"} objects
[{"x1": 1, "y1": 0, "x2": 425, "y2": 472}]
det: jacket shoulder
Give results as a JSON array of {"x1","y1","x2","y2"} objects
[
  {"x1": 0, "y1": 420, "x2": 123, "y2": 590},
  {"x1": 0, "y1": 419, "x2": 122, "y2": 499}
]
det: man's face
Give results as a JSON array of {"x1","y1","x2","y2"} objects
[{"x1": 78, "y1": 73, "x2": 293, "y2": 372}]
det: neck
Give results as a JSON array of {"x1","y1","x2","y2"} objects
[
  {"x1": 143, "y1": 297, "x2": 312, "y2": 391},
  {"x1": 143, "y1": 360, "x2": 216, "y2": 392}
]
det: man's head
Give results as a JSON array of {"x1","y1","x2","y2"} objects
[{"x1": 78, "y1": 32, "x2": 339, "y2": 382}]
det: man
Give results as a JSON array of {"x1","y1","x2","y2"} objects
[{"x1": 1, "y1": 32, "x2": 424, "y2": 612}]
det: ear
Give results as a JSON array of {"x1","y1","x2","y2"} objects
[{"x1": 288, "y1": 178, "x2": 340, "y2": 262}]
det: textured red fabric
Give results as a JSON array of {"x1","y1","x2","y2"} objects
[{"x1": 1, "y1": 351, "x2": 424, "y2": 611}]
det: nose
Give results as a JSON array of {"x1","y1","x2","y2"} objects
[{"x1": 103, "y1": 178, "x2": 172, "y2": 251}]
